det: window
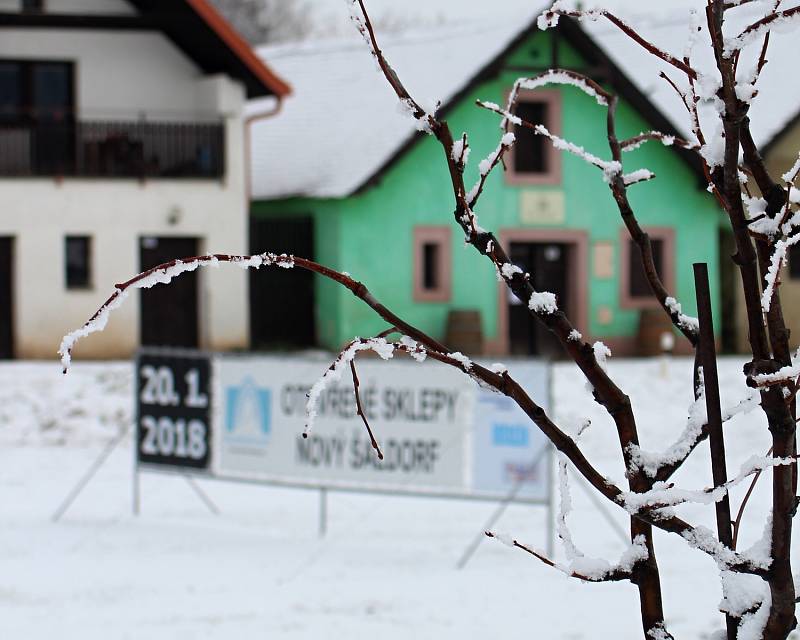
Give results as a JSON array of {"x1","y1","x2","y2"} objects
[
  {"x1": 620, "y1": 228, "x2": 674, "y2": 308},
  {"x1": 514, "y1": 101, "x2": 548, "y2": 173},
  {"x1": 65, "y1": 236, "x2": 91, "y2": 289},
  {"x1": 0, "y1": 59, "x2": 74, "y2": 174},
  {"x1": 0, "y1": 60, "x2": 73, "y2": 125},
  {"x1": 628, "y1": 238, "x2": 663, "y2": 298},
  {"x1": 422, "y1": 242, "x2": 440, "y2": 290},
  {"x1": 21, "y1": 1, "x2": 44, "y2": 13},
  {"x1": 507, "y1": 90, "x2": 561, "y2": 185},
  {"x1": 413, "y1": 227, "x2": 451, "y2": 302}
]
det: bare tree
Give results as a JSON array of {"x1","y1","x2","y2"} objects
[
  {"x1": 210, "y1": 0, "x2": 313, "y2": 44},
  {"x1": 61, "y1": 1, "x2": 800, "y2": 638}
]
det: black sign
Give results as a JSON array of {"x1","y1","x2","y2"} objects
[{"x1": 135, "y1": 350, "x2": 211, "y2": 470}]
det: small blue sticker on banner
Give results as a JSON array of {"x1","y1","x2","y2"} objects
[
  {"x1": 225, "y1": 376, "x2": 271, "y2": 443},
  {"x1": 492, "y1": 424, "x2": 529, "y2": 447}
]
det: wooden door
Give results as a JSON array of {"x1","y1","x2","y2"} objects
[
  {"x1": 139, "y1": 237, "x2": 199, "y2": 348},
  {"x1": 508, "y1": 242, "x2": 570, "y2": 358},
  {"x1": 0, "y1": 237, "x2": 13, "y2": 359},
  {"x1": 249, "y1": 217, "x2": 315, "y2": 349}
]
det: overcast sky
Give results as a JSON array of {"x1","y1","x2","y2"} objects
[
  {"x1": 304, "y1": 0, "x2": 702, "y2": 37},
  {"x1": 306, "y1": 0, "x2": 705, "y2": 28}
]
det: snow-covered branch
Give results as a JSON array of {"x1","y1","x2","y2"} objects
[
  {"x1": 621, "y1": 455, "x2": 797, "y2": 517},
  {"x1": 724, "y1": 5, "x2": 800, "y2": 56},
  {"x1": 466, "y1": 131, "x2": 516, "y2": 207},
  {"x1": 58, "y1": 252, "x2": 295, "y2": 372},
  {"x1": 485, "y1": 531, "x2": 647, "y2": 583},
  {"x1": 631, "y1": 389, "x2": 760, "y2": 481},
  {"x1": 537, "y1": 3, "x2": 697, "y2": 79},
  {"x1": 619, "y1": 131, "x2": 689, "y2": 152}
]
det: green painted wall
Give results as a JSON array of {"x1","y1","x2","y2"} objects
[{"x1": 253, "y1": 30, "x2": 721, "y2": 353}]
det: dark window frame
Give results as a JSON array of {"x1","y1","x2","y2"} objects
[
  {"x1": 65, "y1": 235, "x2": 92, "y2": 290},
  {"x1": 0, "y1": 58, "x2": 74, "y2": 125},
  {"x1": 413, "y1": 226, "x2": 451, "y2": 302},
  {"x1": 21, "y1": 1, "x2": 45, "y2": 14},
  {"x1": 619, "y1": 227, "x2": 675, "y2": 309},
  {"x1": 506, "y1": 89, "x2": 562, "y2": 186}
]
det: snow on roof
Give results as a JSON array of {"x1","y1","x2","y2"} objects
[
  {"x1": 579, "y1": 5, "x2": 800, "y2": 151},
  {"x1": 248, "y1": 4, "x2": 800, "y2": 200},
  {"x1": 248, "y1": 20, "x2": 525, "y2": 199}
]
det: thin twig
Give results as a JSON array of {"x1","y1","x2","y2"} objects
[
  {"x1": 484, "y1": 532, "x2": 631, "y2": 582},
  {"x1": 349, "y1": 359, "x2": 383, "y2": 460},
  {"x1": 732, "y1": 447, "x2": 773, "y2": 549}
]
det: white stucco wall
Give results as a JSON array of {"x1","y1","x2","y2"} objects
[{"x1": 0, "y1": 23, "x2": 253, "y2": 359}]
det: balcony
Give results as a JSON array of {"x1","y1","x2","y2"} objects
[{"x1": 0, "y1": 119, "x2": 225, "y2": 179}]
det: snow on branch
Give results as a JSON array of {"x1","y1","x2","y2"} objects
[
  {"x1": 623, "y1": 169, "x2": 656, "y2": 186},
  {"x1": 644, "y1": 390, "x2": 760, "y2": 481},
  {"x1": 761, "y1": 235, "x2": 800, "y2": 313},
  {"x1": 536, "y1": 124, "x2": 622, "y2": 182},
  {"x1": 724, "y1": 6, "x2": 800, "y2": 56},
  {"x1": 58, "y1": 252, "x2": 294, "y2": 372},
  {"x1": 628, "y1": 376, "x2": 709, "y2": 478},
  {"x1": 749, "y1": 347, "x2": 800, "y2": 386},
  {"x1": 451, "y1": 133, "x2": 470, "y2": 169},
  {"x1": 537, "y1": 3, "x2": 697, "y2": 79},
  {"x1": 620, "y1": 131, "x2": 698, "y2": 153},
  {"x1": 556, "y1": 453, "x2": 582, "y2": 561},
  {"x1": 721, "y1": 570, "x2": 771, "y2": 639},
  {"x1": 529, "y1": 291, "x2": 558, "y2": 315},
  {"x1": 510, "y1": 69, "x2": 612, "y2": 111},
  {"x1": 782, "y1": 151, "x2": 800, "y2": 183},
  {"x1": 664, "y1": 297, "x2": 700, "y2": 334},
  {"x1": 466, "y1": 132, "x2": 516, "y2": 207},
  {"x1": 306, "y1": 336, "x2": 396, "y2": 438},
  {"x1": 621, "y1": 454, "x2": 797, "y2": 521},
  {"x1": 478, "y1": 71, "x2": 629, "y2": 184},
  {"x1": 485, "y1": 530, "x2": 648, "y2": 583},
  {"x1": 682, "y1": 525, "x2": 771, "y2": 572}
]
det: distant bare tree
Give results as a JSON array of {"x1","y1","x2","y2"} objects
[{"x1": 210, "y1": 0, "x2": 313, "y2": 44}]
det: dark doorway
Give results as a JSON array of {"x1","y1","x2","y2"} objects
[
  {"x1": 250, "y1": 216, "x2": 315, "y2": 349},
  {"x1": 0, "y1": 237, "x2": 13, "y2": 359},
  {"x1": 139, "y1": 237, "x2": 199, "y2": 348},
  {"x1": 507, "y1": 241, "x2": 570, "y2": 358}
]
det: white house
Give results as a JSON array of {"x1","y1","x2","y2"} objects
[{"x1": 0, "y1": 0, "x2": 289, "y2": 359}]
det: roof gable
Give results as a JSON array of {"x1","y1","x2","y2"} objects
[
  {"x1": 249, "y1": 17, "x2": 700, "y2": 201},
  {"x1": 249, "y1": 6, "x2": 798, "y2": 200},
  {"x1": 127, "y1": 0, "x2": 289, "y2": 98},
  {"x1": 353, "y1": 16, "x2": 708, "y2": 198}
]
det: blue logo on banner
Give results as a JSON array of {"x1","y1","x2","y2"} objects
[
  {"x1": 492, "y1": 424, "x2": 529, "y2": 447},
  {"x1": 225, "y1": 376, "x2": 271, "y2": 443}
]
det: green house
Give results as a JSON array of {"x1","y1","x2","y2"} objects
[{"x1": 247, "y1": 16, "x2": 721, "y2": 357}]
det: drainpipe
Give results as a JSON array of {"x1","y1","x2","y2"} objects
[
  {"x1": 244, "y1": 96, "x2": 284, "y2": 202},
  {"x1": 242, "y1": 96, "x2": 283, "y2": 349}
]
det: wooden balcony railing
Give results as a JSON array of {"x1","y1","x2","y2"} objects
[{"x1": 0, "y1": 119, "x2": 225, "y2": 178}]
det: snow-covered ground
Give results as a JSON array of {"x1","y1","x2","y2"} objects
[{"x1": 0, "y1": 357, "x2": 794, "y2": 638}]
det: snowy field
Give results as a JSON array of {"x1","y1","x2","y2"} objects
[{"x1": 1, "y1": 356, "x2": 795, "y2": 639}]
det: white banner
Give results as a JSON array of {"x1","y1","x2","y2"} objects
[{"x1": 214, "y1": 355, "x2": 550, "y2": 502}]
